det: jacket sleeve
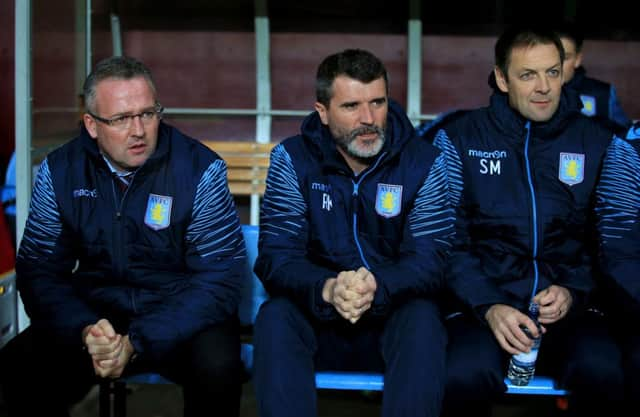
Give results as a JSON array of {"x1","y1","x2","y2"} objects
[
  {"x1": 16, "y1": 159, "x2": 100, "y2": 347},
  {"x1": 367, "y1": 152, "x2": 455, "y2": 315},
  {"x1": 128, "y1": 160, "x2": 245, "y2": 360},
  {"x1": 433, "y1": 129, "x2": 513, "y2": 316},
  {"x1": 608, "y1": 85, "x2": 632, "y2": 131},
  {"x1": 595, "y1": 136, "x2": 640, "y2": 317},
  {"x1": 254, "y1": 145, "x2": 340, "y2": 321}
]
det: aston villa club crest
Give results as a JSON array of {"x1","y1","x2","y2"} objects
[
  {"x1": 558, "y1": 153, "x2": 585, "y2": 186},
  {"x1": 144, "y1": 193, "x2": 173, "y2": 230},
  {"x1": 375, "y1": 183, "x2": 402, "y2": 218},
  {"x1": 579, "y1": 95, "x2": 596, "y2": 117}
]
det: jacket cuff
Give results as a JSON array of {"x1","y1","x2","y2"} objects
[
  {"x1": 312, "y1": 279, "x2": 338, "y2": 321},
  {"x1": 473, "y1": 304, "x2": 493, "y2": 324}
]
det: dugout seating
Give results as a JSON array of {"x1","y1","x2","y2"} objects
[{"x1": 98, "y1": 224, "x2": 567, "y2": 417}]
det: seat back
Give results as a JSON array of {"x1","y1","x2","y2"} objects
[
  {"x1": 0, "y1": 269, "x2": 17, "y2": 349},
  {"x1": 238, "y1": 224, "x2": 267, "y2": 327},
  {"x1": 203, "y1": 141, "x2": 275, "y2": 197}
]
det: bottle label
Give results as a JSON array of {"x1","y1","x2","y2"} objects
[{"x1": 512, "y1": 348, "x2": 539, "y2": 365}]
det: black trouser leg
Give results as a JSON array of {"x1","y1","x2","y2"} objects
[{"x1": 0, "y1": 326, "x2": 96, "y2": 417}]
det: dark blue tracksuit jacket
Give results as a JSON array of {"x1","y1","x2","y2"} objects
[
  {"x1": 16, "y1": 122, "x2": 245, "y2": 361},
  {"x1": 254, "y1": 100, "x2": 454, "y2": 320},
  {"x1": 434, "y1": 91, "x2": 616, "y2": 316},
  {"x1": 566, "y1": 66, "x2": 631, "y2": 133},
  {"x1": 596, "y1": 122, "x2": 640, "y2": 318}
]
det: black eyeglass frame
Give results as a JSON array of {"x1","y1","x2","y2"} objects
[{"x1": 87, "y1": 103, "x2": 164, "y2": 127}]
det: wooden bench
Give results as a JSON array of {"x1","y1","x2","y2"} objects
[
  {"x1": 203, "y1": 141, "x2": 275, "y2": 225},
  {"x1": 202, "y1": 141, "x2": 275, "y2": 197}
]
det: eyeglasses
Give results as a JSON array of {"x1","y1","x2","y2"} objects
[{"x1": 88, "y1": 104, "x2": 163, "y2": 130}]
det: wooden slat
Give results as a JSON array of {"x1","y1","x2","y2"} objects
[
  {"x1": 227, "y1": 168, "x2": 268, "y2": 182},
  {"x1": 229, "y1": 183, "x2": 267, "y2": 196},
  {"x1": 203, "y1": 141, "x2": 275, "y2": 154},
  {"x1": 202, "y1": 140, "x2": 274, "y2": 197},
  {"x1": 224, "y1": 156, "x2": 271, "y2": 168}
]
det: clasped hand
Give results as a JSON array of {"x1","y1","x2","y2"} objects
[
  {"x1": 82, "y1": 318, "x2": 135, "y2": 378},
  {"x1": 322, "y1": 266, "x2": 377, "y2": 323}
]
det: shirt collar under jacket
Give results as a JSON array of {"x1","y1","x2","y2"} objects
[{"x1": 101, "y1": 154, "x2": 135, "y2": 186}]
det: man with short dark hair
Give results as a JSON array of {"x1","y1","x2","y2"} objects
[
  {"x1": 253, "y1": 48, "x2": 454, "y2": 417},
  {"x1": 0, "y1": 56, "x2": 245, "y2": 417},
  {"x1": 435, "y1": 26, "x2": 624, "y2": 417}
]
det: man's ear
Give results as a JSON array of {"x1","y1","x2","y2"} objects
[
  {"x1": 494, "y1": 67, "x2": 509, "y2": 93},
  {"x1": 314, "y1": 102, "x2": 329, "y2": 125},
  {"x1": 574, "y1": 51, "x2": 584, "y2": 69},
  {"x1": 83, "y1": 113, "x2": 98, "y2": 139}
]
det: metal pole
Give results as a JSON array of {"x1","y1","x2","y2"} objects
[
  {"x1": 111, "y1": 13, "x2": 122, "y2": 56},
  {"x1": 86, "y1": 0, "x2": 92, "y2": 75},
  {"x1": 15, "y1": 0, "x2": 32, "y2": 332},
  {"x1": 406, "y1": 0, "x2": 422, "y2": 126},
  {"x1": 252, "y1": 0, "x2": 271, "y2": 225}
]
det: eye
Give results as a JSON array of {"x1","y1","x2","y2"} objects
[
  {"x1": 520, "y1": 72, "x2": 533, "y2": 81},
  {"x1": 111, "y1": 115, "x2": 130, "y2": 126},
  {"x1": 371, "y1": 98, "x2": 387, "y2": 107},
  {"x1": 140, "y1": 111, "x2": 156, "y2": 120},
  {"x1": 548, "y1": 69, "x2": 561, "y2": 78},
  {"x1": 343, "y1": 102, "x2": 358, "y2": 110}
]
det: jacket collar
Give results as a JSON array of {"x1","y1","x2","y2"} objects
[
  {"x1": 565, "y1": 66, "x2": 587, "y2": 90},
  {"x1": 487, "y1": 88, "x2": 582, "y2": 141}
]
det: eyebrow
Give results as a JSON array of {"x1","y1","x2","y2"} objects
[
  {"x1": 519, "y1": 62, "x2": 561, "y2": 73},
  {"x1": 108, "y1": 104, "x2": 158, "y2": 118}
]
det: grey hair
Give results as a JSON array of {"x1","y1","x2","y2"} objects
[{"x1": 83, "y1": 56, "x2": 157, "y2": 113}]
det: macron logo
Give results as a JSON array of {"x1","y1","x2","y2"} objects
[
  {"x1": 73, "y1": 189, "x2": 98, "y2": 198},
  {"x1": 467, "y1": 149, "x2": 508, "y2": 159}
]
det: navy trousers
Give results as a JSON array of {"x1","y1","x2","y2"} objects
[
  {"x1": 253, "y1": 297, "x2": 447, "y2": 417},
  {"x1": 607, "y1": 313, "x2": 640, "y2": 410},
  {"x1": 0, "y1": 320, "x2": 242, "y2": 417},
  {"x1": 442, "y1": 310, "x2": 624, "y2": 417}
]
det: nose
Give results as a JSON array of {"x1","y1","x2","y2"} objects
[
  {"x1": 536, "y1": 75, "x2": 551, "y2": 94},
  {"x1": 359, "y1": 104, "x2": 374, "y2": 125},
  {"x1": 130, "y1": 114, "x2": 145, "y2": 136}
]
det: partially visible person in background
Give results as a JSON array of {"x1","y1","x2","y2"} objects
[
  {"x1": 555, "y1": 21, "x2": 632, "y2": 134},
  {"x1": 0, "y1": 152, "x2": 15, "y2": 274},
  {"x1": 596, "y1": 120, "x2": 640, "y2": 411},
  {"x1": 1, "y1": 151, "x2": 15, "y2": 247}
]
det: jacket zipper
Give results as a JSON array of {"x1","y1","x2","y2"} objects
[
  {"x1": 523, "y1": 122, "x2": 540, "y2": 303},
  {"x1": 111, "y1": 177, "x2": 129, "y2": 283},
  {"x1": 351, "y1": 152, "x2": 387, "y2": 269}
]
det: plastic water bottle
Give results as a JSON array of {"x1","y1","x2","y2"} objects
[{"x1": 506, "y1": 303, "x2": 541, "y2": 386}]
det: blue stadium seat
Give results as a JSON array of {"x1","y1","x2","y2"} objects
[{"x1": 99, "y1": 224, "x2": 568, "y2": 417}]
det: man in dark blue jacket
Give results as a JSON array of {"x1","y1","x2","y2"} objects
[
  {"x1": 554, "y1": 21, "x2": 632, "y2": 134},
  {"x1": 253, "y1": 49, "x2": 454, "y2": 417},
  {"x1": 434, "y1": 26, "x2": 623, "y2": 417},
  {"x1": 0, "y1": 56, "x2": 245, "y2": 417},
  {"x1": 596, "y1": 121, "x2": 640, "y2": 410}
]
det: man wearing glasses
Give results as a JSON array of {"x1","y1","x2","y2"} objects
[{"x1": 0, "y1": 56, "x2": 245, "y2": 417}]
